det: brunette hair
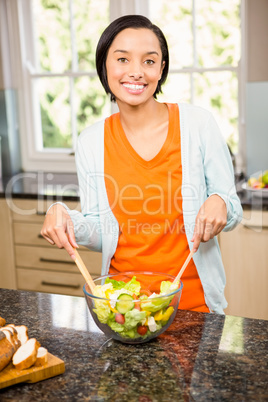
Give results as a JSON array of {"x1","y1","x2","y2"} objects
[{"x1": 96, "y1": 15, "x2": 169, "y2": 102}]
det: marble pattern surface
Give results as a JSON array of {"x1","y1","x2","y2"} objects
[{"x1": 0, "y1": 288, "x2": 267, "y2": 401}]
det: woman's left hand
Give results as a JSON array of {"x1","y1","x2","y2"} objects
[{"x1": 191, "y1": 194, "x2": 227, "y2": 252}]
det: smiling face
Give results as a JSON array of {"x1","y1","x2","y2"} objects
[{"x1": 105, "y1": 28, "x2": 165, "y2": 108}]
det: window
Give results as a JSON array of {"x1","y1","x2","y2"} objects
[
  {"x1": 31, "y1": 0, "x2": 110, "y2": 150},
  {"x1": 17, "y1": 0, "x2": 110, "y2": 171},
  {"x1": 14, "y1": 0, "x2": 244, "y2": 171},
  {"x1": 149, "y1": 0, "x2": 242, "y2": 154}
]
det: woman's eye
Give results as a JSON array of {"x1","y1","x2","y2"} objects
[
  {"x1": 144, "y1": 60, "x2": 155, "y2": 65},
  {"x1": 118, "y1": 58, "x2": 128, "y2": 63}
]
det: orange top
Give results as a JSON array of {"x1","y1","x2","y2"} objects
[{"x1": 104, "y1": 103, "x2": 209, "y2": 312}]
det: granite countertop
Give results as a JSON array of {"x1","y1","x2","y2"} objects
[
  {"x1": 0, "y1": 172, "x2": 80, "y2": 202},
  {"x1": 1, "y1": 172, "x2": 268, "y2": 210},
  {"x1": 0, "y1": 288, "x2": 267, "y2": 401}
]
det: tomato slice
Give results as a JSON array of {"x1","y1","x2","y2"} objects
[
  {"x1": 115, "y1": 313, "x2": 125, "y2": 324},
  {"x1": 137, "y1": 325, "x2": 148, "y2": 336}
]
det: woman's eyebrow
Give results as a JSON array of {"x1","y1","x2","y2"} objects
[
  {"x1": 146, "y1": 51, "x2": 159, "y2": 56},
  {"x1": 113, "y1": 49, "x2": 159, "y2": 56},
  {"x1": 113, "y1": 49, "x2": 128, "y2": 54}
]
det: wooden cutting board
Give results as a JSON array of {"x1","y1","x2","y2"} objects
[{"x1": 0, "y1": 352, "x2": 65, "y2": 389}]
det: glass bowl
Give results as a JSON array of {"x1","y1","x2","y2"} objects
[{"x1": 83, "y1": 271, "x2": 183, "y2": 344}]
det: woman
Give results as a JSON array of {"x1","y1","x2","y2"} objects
[{"x1": 41, "y1": 15, "x2": 242, "y2": 314}]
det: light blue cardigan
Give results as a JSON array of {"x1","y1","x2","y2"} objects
[{"x1": 61, "y1": 103, "x2": 243, "y2": 314}]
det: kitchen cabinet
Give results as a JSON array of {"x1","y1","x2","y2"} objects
[
  {"x1": 219, "y1": 209, "x2": 268, "y2": 320},
  {"x1": 9, "y1": 198, "x2": 102, "y2": 296},
  {"x1": 0, "y1": 199, "x2": 16, "y2": 289}
]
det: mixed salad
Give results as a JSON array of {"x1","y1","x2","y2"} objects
[{"x1": 92, "y1": 276, "x2": 180, "y2": 340}]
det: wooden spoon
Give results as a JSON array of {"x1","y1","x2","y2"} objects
[
  {"x1": 72, "y1": 248, "x2": 96, "y2": 293},
  {"x1": 173, "y1": 249, "x2": 195, "y2": 284}
]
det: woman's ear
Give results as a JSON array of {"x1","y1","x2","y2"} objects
[{"x1": 159, "y1": 61, "x2": 165, "y2": 80}]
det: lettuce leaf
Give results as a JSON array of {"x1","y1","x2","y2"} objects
[
  {"x1": 93, "y1": 283, "x2": 113, "y2": 298},
  {"x1": 106, "y1": 309, "x2": 146, "y2": 336},
  {"x1": 140, "y1": 295, "x2": 171, "y2": 313},
  {"x1": 92, "y1": 283, "x2": 113, "y2": 324},
  {"x1": 104, "y1": 278, "x2": 125, "y2": 290},
  {"x1": 108, "y1": 320, "x2": 125, "y2": 333},
  {"x1": 105, "y1": 276, "x2": 141, "y2": 295},
  {"x1": 107, "y1": 311, "x2": 145, "y2": 339},
  {"x1": 111, "y1": 326, "x2": 137, "y2": 339},
  {"x1": 160, "y1": 281, "x2": 179, "y2": 294},
  {"x1": 121, "y1": 329, "x2": 137, "y2": 339},
  {"x1": 93, "y1": 303, "x2": 110, "y2": 324},
  {"x1": 124, "y1": 309, "x2": 146, "y2": 330},
  {"x1": 140, "y1": 282, "x2": 179, "y2": 313}
]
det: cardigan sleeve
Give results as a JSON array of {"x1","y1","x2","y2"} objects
[
  {"x1": 49, "y1": 132, "x2": 103, "y2": 251},
  {"x1": 65, "y1": 132, "x2": 103, "y2": 251},
  {"x1": 200, "y1": 112, "x2": 243, "y2": 231}
]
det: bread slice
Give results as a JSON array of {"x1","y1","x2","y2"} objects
[
  {"x1": 4, "y1": 325, "x2": 21, "y2": 350},
  {"x1": 12, "y1": 338, "x2": 40, "y2": 370},
  {"x1": 0, "y1": 331, "x2": 15, "y2": 372},
  {"x1": 0, "y1": 317, "x2": 6, "y2": 327},
  {"x1": 35, "y1": 347, "x2": 48, "y2": 367},
  {"x1": 0, "y1": 328, "x2": 17, "y2": 350},
  {"x1": 14, "y1": 325, "x2": 29, "y2": 346}
]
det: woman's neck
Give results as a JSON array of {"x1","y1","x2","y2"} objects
[
  {"x1": 116, "y1": 99, "x2": 169, "y2": 161},
  {"x1": 117, "y1": 99, "x2": 168, "y2": 137}
]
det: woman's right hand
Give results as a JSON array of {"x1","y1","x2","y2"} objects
[{"x1": 40, "y1": 204, "x2": 78, "y2": 259}]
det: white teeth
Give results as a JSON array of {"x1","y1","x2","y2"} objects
[{"x1": 123, "y1": 83, "x2": 144, "y2": 90}]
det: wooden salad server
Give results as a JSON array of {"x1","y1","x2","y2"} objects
[{"x1": 72, "y1": 248, "x2": 96, "y2": 293}]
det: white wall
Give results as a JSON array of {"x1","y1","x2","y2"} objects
[{"x1": 245, "y1": 0, "x2": 268, "y2": 175}]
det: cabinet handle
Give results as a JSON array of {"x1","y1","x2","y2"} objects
[
  {"x1": 39, "y1": 257, "x2": 75, "y2": 265},
  {"x1": 41, "y1": 281, "x2": 80, "y2": 289},
  {"x1": 36, "y1": 211, "x2": 46, "y2": 216}
]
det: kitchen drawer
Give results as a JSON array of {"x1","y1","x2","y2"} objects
[
  {"x1": 15, "y1": 245, "x2": 102, "y2": 275},
  {"x1": 13, "y1": 222, "x2": 50, "y2": 246},
  {"x1": 13, "y1": 222, "x2": 99, "y2": 252},
  {"x1": 11, "y1": 199, "x2": 81, "y2": 223},
  {"x1": 16, "y1": 268, "x2": 96, "y2": 296}
]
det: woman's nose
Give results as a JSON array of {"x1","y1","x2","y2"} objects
[
  {"x1": 130, "y1": 72, "x2": 144, "y2": 79},
  {"x1": 128, "y1": 63, "x2": 144, "y2": 79}
]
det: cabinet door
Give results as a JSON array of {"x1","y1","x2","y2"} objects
[
  {"x1": 0, "y1": 200, "x2": 16, "y2": 288},
  {"x1": 220, "y1": 211, "x2": 268, "y2": 320},
  {"x1": 13, "y1": 222, "x2": 50, "y2": 246}
]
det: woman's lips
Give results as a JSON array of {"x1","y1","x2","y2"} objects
[{"x1": 122, "y1": 83, "x2": 147, "y2": 94}]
